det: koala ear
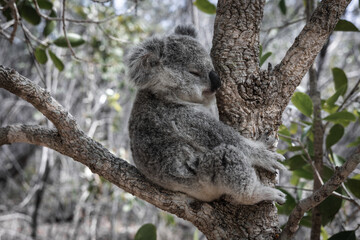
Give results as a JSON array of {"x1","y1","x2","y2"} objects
[
  {"x1": 126, "y1": 37, "x2": 165, "y2": 88},
  {"x1": 174, "y1": 25, "x2": 197, "y2": 38}
]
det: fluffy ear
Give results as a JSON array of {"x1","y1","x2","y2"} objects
[
  {"x1": 125, "y1": 37, "x2": 165, "y2": 88},
  {"x1": 174, "y1": 25, "x2": 197, "y2": 38}
]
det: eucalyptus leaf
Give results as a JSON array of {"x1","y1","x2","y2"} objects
[
  {"x1": 135, "y1": 223, "x2": 157, "y2": 240},
  {"x1": 20, "y1": 5, "x2": 41, "y2": 25},
  {"x1": 328, "y1": 230, "x2": 356, "y2": 240},
  {"x1": 37, "y1": 0, "x2": 53, "y2": 10},
  {"x1": 278, "y1": 0, "x2": 287, "y2": 15},
  {"x1": 326, "y1": 124, "x2": 344, "y2": 149},
  {"x1": 48, "y1": 50, "x2": 64, "y2": 71},
  {"x1": 277, "y1": 188, "x2": 296, "y2": 215},
  {"x1": 34, "y1": 47, "x2": 48, "y2": 64},
  {"x1": 334, "y1": 19, "x2": 359, "y2": 32},
  {"x1": 53, "y1": 33, "x2": 86, "y2": 48},
  {"x1": 193, "y1": 0, "x2": 216, "y2": 14},
  {"x1": 260, "y1": 52, "x2": 272, "y2": 66},
  {"x1": 323, "y1": 111, "x2": 356, "y2": 125},
  {"x1": 347, "y1": 136, "x2": 360, "y2": 147},
  {"x1": 326, "y1": 85, "x2": 346, "y2": 107},
  {"x1": 345, "y1": 174, "x2": 360, "y2": 198},
  {"x1": 291, "y1": 92, "x2": 313, "y2": 118},
  {"x1": 318, "y1": 194, "x2": 342, "y2": 225},
  {"x1": 331, "y1": 68, "x2": 348, "y2": 96}
]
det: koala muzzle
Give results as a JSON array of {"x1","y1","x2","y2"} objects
[{"x1": 209, "y1": 70, "x2": 221, "y2": 92}]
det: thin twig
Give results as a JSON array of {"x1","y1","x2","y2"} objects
[
  {"x1": 262, "y1": 18, "x2": 306, "y2": 32},
  {"x1": 279, "y1": 133, "x2": 324, "y2": 185},
  {"x1": 61, "y1": 0, "x2": 78, "y2": 60},
  {"x1": 32, "y1": 0, "x2": 129, "y2": 24},
  {"x1": 338, "y1": 78, "x2": 360, "y2": 112},
  {"x1": 10, "y1": 2, "x2": 46, "y2": 85},
  {"x1": 9, "y1": 1, "x2": 19, "y2": 43}
]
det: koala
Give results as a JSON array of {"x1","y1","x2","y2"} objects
[{"x1": 126, "y1": 25, "x2": 286, "y2": 205}]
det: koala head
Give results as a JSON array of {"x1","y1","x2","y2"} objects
[{"x1": 126, "y1": 25, "x2": 221, "y2": 106}]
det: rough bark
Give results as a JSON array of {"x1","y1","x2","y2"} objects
[{"x1": 211, "y1": 0, "x2": 352, "y2": 238}]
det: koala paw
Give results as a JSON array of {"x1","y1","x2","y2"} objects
[
  {"x1": 252, "y1": 149, "x2": 286, "y2": 173},
  {"x1": 262, "y1": 187, "x2": 286, "y2": 205},
  {"x1": 259, "y1": 131, "x2": 279, "y2": 150},
  {"x1": 252, "y1": 186, "x2": 286, "y2": 204}
]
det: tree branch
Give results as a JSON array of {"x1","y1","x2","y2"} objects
[
  {"x1": 273, "y1": 0, "x2": 352, "y2": 108},
  {"x1": 0, "y1": 65, "x2": 80, "y2": 138},
  {"x1": 280, "y1": 145, "x2": 360, "y2": 240},
  {"x1": 0, "y1": 65, "x2": 229, "y2": 239},
  {"x1": 0, "y1": 124, "x2": 61, "y2": 150}
]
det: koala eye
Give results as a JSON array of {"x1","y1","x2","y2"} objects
[{"x1": 189, "y1": 69, "x2": 201, "y2": 77}]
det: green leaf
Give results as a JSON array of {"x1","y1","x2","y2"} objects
[
  {"x1": 328, "y1": 230, "x2": 356, "y2": 240},
  {"x1": 345, "y1": 174, "x2": 360, "y2": 198},
  {"x1": 37, "y1": 0, "x2": 53, "y2": 10},
  {"x1": 43, "y1": 9, "x2": 56, "y2": 37},
  {"x1": 347, "y1": 136, "x2": 360, "y2": 147},
  {"x1": 318, "y1": 194, "x2": 342, "y2": 225},
  {"x1": 289, "y1": 123, "x2": 298, "y2": 134},
  {"x1": 48, "y1": 50, "x2": 64, "y2": 71},
  {"x1": 326, "y1": 85, "x2": 346, "y2": 107},
  {"x1": 299, "y1": 215, "x2": 312, "y2": 227},
  {"x1": 279, "y1": 124, "x2": 291, "y2": 144},
  {"x1": 44, "y1": 21, "x2": 56, "y2": 37},
  {"x1": 326, "y1": 124, "x2": 344, "y2": 149},
  {"x1": 193, "y1": 0, "x2": 216, "y2": 14},
  {"x1": 301, "y1": 125, "x2": 313, "y2": 141},
  {"x1": 284, "y1": 154, "x2": 307, "y2": 170},
  {"x1": 19, "y1": 5, "x2": 41, "y2": 25},
  {"x1": 331, "y1": 154, "x2": 346, "y2": 166},
  {"x1": 332, "y1": 68, "x2": 348, "y2": 96},
  {"x1": 293, "y1": 167, "x2": 313, "y2": 180},
  {"x1": 277, "y1": 188, "x2": 296, "y2": 215},
  {"x1": 278, "y1": 0, "x2": 287, "y2": 15},
  {"x1": 259, "y1": 45, "x2": 263, "y2": 58},
  {"x1": 321, "y1": 166, "x2": 335, "y2": 182},
  {"x1": 34, "y1": 47, "x2": 48, "y2": 64},
  {"x1": 135, "y1": 223, "x2": 157, "y2": 240},
  {"x1": 291, "y1": 92, "x2": 313, "y2": 118},
  {"x1": 321, "y1": 226, "x2": 329, "y2": 240},
  {"x1": 287, "y1": 146, "x2": 303, "y2": 152},
  {"x1": 323, "y1": 111, "x2": 356, "y2": 126},
  {"x1": 53, "y1": 33, "x2": 86, "y2": 48},
  {"x1": 334, "y1": 19, "x2": 359, "y2": 32},
  {"x1": 260, "y1": 52, "x2": 272, "y2": 67}
]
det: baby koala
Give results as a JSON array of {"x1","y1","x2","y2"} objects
[{"x1": 126, "y1": 25, "x2": 286, "y2": 205}]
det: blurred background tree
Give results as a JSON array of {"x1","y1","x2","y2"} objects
[{"x1": 0, "y1": 0, "x2": 359, "y2": 239}]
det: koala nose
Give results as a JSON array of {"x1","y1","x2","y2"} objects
[{"x1": 209, "y1": 70, "x2": 221, "y2": 92}]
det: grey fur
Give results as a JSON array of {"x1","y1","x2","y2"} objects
[{"x1": 126, "y1": 26, "x2": 286, "y2": 205}]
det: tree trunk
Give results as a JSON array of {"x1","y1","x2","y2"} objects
[
  {"x1": 211, "y1": 0, "x2": 352, "y2": 239},
  {"x1": 210, "y1": 1, "x2": 282, "y2": 238}
]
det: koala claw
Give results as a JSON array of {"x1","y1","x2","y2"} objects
[{"x1": 274, "y1": 189, "x2": 287, "y2": 205}]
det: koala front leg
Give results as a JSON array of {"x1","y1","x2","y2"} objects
[
  {"x1": 240, "y1": 137, "x2": 286, "y2": 173},
  {"x1": 195, "y1": 144, "x2": 286, "y2": 205}
]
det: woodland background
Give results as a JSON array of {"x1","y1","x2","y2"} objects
[{"x1": 0, "y1": 0, "x2": 360, "y2": 239}]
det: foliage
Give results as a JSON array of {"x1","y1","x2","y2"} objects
[{"x1": 278, "y1": 64, "x2": 359, "y2": 237}]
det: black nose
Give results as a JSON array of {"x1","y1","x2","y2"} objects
[{"x1": 209, "y1": 70, "x2": 221, "y2": 92}]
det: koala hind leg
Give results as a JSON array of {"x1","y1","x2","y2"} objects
[{"x1": 197, "y1": 144, "x2": 286, "y2": 205}]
